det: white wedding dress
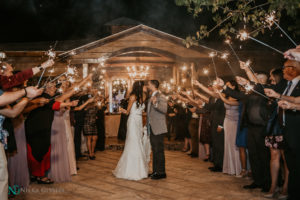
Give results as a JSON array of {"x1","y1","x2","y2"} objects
[{"x1": 113, "y1": 102, "x2": 151, "y2": 181}]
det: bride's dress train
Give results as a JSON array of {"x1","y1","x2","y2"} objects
[{"x1": 113, "y1": 102, "x2": 150, "y2": 181}]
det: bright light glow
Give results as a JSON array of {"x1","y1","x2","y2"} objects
[
  {"x1": 181, "y1": 65, "x2": 187, "y2": 71},
  {"x1": 68, "y1": 77, "x2": 75, "y2": 83},
  {"x1": 170, "y1": 79, "x2": 175, "y2": 84},
  {"x1": 209, "y1": 52, "x2": 216, "y2": 57},
  {"x1": 101, "y1": 69, "x2": 106, "y2": 74},
  {"x1": 67, "y1": 67, "x2": 75, "y2": 75},
  {"x1": 49, "y1": 68, "x2": 55, "y2": 73},
  {"x1": 203, "y1": 68, "x2": 209, "y2": 74},
  {"x1": 265, "y1": 11, "x2": 276, "y2": 27},
  {"x1": 245, "y1": 60, "x2": 251, "y2": 67},
  {"x1": 221, "y1": 53, "x2": 229, "y2": 60},
  {"x1": 245, "y1": 84, "x2": 254, "y2": 92},
  {"x1": 47, "y1": 50, "x2": 56, "y2": 59},
  {"x1": 0, "y1": 52, "x2": 6, "y2": 59},
  {"x1": 74, "y1": 86, "x2": 80, "y2": 92},
  {"x1": 238, "y1": 30, "x2": 249, "y2": 41},
  {"x1": 225, "y1": 39, "x2": 231, "y2": 44}
]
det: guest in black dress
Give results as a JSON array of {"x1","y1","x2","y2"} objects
[
  {"x1": 166, "y1": 101, "x2": 176, "y2": 141},
  {"x1": 83, "y1": 103, "x2": 98, "y2": 160},
  {"x1": 25, "y1": 82, "x2": 60, "y2": 184},
  {"x1": 117, "y1": 98, "x2": 128, "y2": 141},
  {"x1": 96, "y1": 101, "x2": 107, "y2": 151}
]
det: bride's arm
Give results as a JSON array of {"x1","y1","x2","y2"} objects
[{"x1": 120, "y1": 95, "x2": 135, "y2": 115}]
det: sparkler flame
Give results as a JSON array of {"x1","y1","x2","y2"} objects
[
  {"x1": 47, "y1": 50, "x2": 56, "y2": 59},
  {"x1": 221, "y1": 53, "x2": 229, "y2": 60},
  {"x1": 67, "y1": 67, "x2": 75, "y2": 75},
  {"x1": 68, "y1": 77, "x2": 75, "y2": 83},
  {"x1": 244, "y1": 84, "x2": 254, "y2": 92},
  {"x1": 209, "y1": 52, "x2": 217, "y2": 57},
  {"x1": 265, "y1": 11, "x2": 276, "y2": 27},
  {"x1": 238, "y1": 30, "x2": 249, "y2": 41},
  {"x1": 49, "y1": 69, "x2": 55, "y2": 73},
  {"x1": 245, "y1": 60, "x2": 251, "y2": 67},
  {"x1": 74, "y1": 86, "x2": 80, "y2": 92},
  {"x1": 203, "y1": 68, "x2": 209, "y2": 74},
  {"x1": 224, "y1": 39, "x2": 231, "y2": 44}
]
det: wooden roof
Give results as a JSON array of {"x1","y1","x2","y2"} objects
[{"x1": 1, "y1": 24, "x2": 284, "y2": 79}]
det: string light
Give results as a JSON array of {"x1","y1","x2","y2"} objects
[{"x1": 181, "y1": 65, "x2": 187, "y2": 71}]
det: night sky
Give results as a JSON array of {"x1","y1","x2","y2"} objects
[
  {"x1": 0, "y1": 0, "x2": 297, "y2": 50},
  {"x1": 0, "y1": 0, "x2": 210, "y2": 43}
]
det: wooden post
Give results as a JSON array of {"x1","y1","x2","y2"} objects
[
  {"x1": 191, "y1": 62, "x2": 195, "y2": 98},
  {"x1": 82, "y1": 63, "x2": 88, "y2": 78}
]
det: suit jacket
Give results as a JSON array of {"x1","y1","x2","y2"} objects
[
  {"x1": 147, "y1": 91, "x2": 168, "y2": 135},
  {"x1": 284, "y1": 81, "x2": 300, "y2": 150}
]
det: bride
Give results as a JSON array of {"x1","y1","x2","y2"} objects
[{"x1": 113, "y1": 81, "x2": 150, "y2": 181}]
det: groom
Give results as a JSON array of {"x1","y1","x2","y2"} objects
[{"x1": 147, "y1": 80, "x2": 168, "y2": 180}]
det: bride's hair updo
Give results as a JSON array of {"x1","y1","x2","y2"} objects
[{"x1": 130, "y1": 81, "x2": 144, "y2": 108}]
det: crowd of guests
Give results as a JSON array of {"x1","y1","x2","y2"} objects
[
  {"x1": 163, "y1": 47, "x2": 300, "y2": 200},
  {"x1": 0, "y1": 46, "x2": 300, "y2": 200},
  {"x1": 0, "y1": 60, "x2": 107, "y2": 200}
]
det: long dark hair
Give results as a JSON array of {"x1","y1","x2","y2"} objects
[
  {"x1": 130, "y1": 81, "x2": 144, "y2": 108},
  {"x1": 229, "y1": 80, "x2": 240, "y2": 92}
]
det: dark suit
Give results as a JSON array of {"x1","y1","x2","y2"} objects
[
  {"x1": 283, "y1": 81, "x2": 300, "y2": 200},
  {"x1": 205, "y1": 98, "x2": 225, "y2": 169}
]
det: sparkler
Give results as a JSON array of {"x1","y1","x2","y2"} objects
[
  {"x1": 265, "y1": 11, "x2": 297, "y2": 47},
  {"x1": 209, "y1": 52, "x2": 218, "y2": 78},
  {"x1": 202, "y1": 67, "x2": 212, "y2": 84},
  {"x1": 225, "y1": 39, "x2": 241, "y2": 62},
  {"x1": 47, "y1": 66, "x2": 76, "y2": 85},
  {"x1": 242, "y1": 83, "x2": 270, "y2": 99},
  {"x1": 37, "y1": 48, "x2": 56, "y2": 87},
  {"x1": 237, "y1": 30, "x2": 284, "y2": 55}
]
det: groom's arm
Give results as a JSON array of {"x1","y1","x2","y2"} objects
[{"x1": 152, "y1": 94, "x2": 167, "y2": 114}]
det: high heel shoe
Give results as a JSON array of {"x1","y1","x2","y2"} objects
[
  {"x1": 236, "y1": 169, "x2": 248, "y2": 178},
  {"x1": 263, "y1": 187, "x2": 280, "y2": 198},
  {"x1": 37, "y1": 177, "x2": 54, "y2": 184},
  {"x1": 203, "y1": 154, "x2": 210, "y2": 162},
  {"x1": 89, "y1": 156, "x2": 96, "y2": 160}
]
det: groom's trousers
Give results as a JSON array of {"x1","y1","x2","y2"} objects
[{"x1": 150, "y1": 127, "x2": 166, "y2": 174}]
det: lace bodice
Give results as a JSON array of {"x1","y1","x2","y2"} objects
[{"x1": 129, "y1": 102, "x2": 145, "y2": 117}]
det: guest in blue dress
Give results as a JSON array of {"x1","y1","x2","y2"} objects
[{"x1": 236, "y1": 102, "x2": 248, "y2": 177}]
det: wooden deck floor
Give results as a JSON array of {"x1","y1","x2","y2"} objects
[{"x1": 14, "y1": 150, "x2": 265, "y2": 200}]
